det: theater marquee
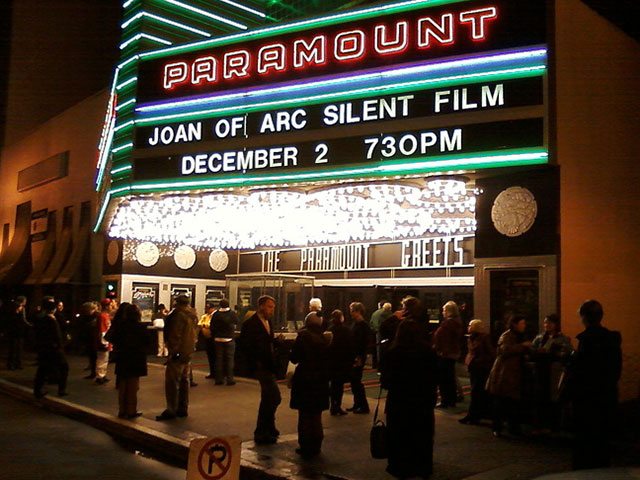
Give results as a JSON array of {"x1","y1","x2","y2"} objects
[{"x1": 96, "y1": 0, "x2": 549, "y2": 231}]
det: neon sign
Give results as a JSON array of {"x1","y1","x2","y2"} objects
[
  {"x1": 161, "y1": 7, "x2": 498, "y2": 91},
  {"x1": 135, "y1": 0, "x2": 546, "y2": 104}
]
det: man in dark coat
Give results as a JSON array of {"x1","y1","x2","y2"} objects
[
  {"x1": 33, "y1": 297, "x2": 68, "y2": 398},
  {"x1": 347, "y1": 302, "x2": 371, "y2": 414},
  {"x1": 289, "y1": 312, "x2": 330, "y2": 457},
  {"x1": 6, "y1": 296, "x2": 30, "y2": 370},
  {"x1": 239, "y1": 295, "x2": 283, "y2": 444},
  {"x1": 570, "y1": 299, "x2": 622, "y2": 470},
  {"x1": 156, "y1": 296, "x2": 197, "y2": 420}
]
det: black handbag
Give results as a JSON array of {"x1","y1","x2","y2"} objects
[{"x1": 370, "y1": 385, "x2": 387, "y2": 459}]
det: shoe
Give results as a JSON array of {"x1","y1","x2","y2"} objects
[
  {"x1": 226, "y1": 381, "x2": 236, "y2": 386},
  {"x1": 435, "y1": 402, "x2": 452, "y2": 409},
  {"x1": 128, "y1": 412, "x2": 143, "y2": 419},
  {"x1": 353, "y1": 407, "x2": 370, "y2": 414},
  {"x1": 271, "y1": 428, "x2": 280, "y2": 437},
  {"x1": 34, "y1": 390, "x2": 48, "y2": 399},
  {"x1": 330, "y1": 409, "x2": 348, "y2": 416},
  {"x1": 190, "y1": 382, "x2": 198, "y2": 387},
  {"x1": 83, "y1": 374, "x2": 96, "y2": 379},
  {"x1": 58, "y1": 391, "x2": 69, "y2": 397},
  {"x1": 118, "y1": 413, "x2": 127, "y2": 419},
  {"x1": 176, "y1": 411, "x2": 188, "y2": 418},
  {"x1": 156, "y1": 411, "x2": 176, "y2": 421},
  {"x1": 459, "y1": 416, "x2": 478, "y2": 425},
  {"x1": 214, "y1": 381, "x2": 224, "y2": 385},
  {"x1": 346, "y1": 406, "x2": 356, "y2": 412},
  {"x1": 205, "y1": 374, "x2": 214, "y2": 379},
  {"x1": 295, "y1": 448, "x2": 320, "y2": 457},
  {"x1": 254, "y1": 434, "x2": 277, "y2": 444}
]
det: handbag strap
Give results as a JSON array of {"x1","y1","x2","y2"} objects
[{"x1": 372, "y1": 384, "x2": 384, "y2": 424}]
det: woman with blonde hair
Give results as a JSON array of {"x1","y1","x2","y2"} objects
[{"x1": 459, "y1": 319, "x2": 495, "y2": 425}]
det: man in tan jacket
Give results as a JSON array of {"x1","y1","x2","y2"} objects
[{"x1": 157, "y1": 295, "x2": 197, "y2": 420}]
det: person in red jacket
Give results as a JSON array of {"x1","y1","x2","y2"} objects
[{"x1": 95, "y1": 298, "x2": 113, "y2": 385}]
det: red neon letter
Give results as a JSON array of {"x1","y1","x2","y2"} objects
[
  {"x1": 374, "y1": 21, "x2": 408, "y2": 55},
  {"x1": 459, "y1": 7, "x2": 497, "y2": 40},
  {"x1": 418, "y1": 14, "x2": 454, "y2": 48},
  {"x1": 257, "y1": 43, "x2": 286, "y2": 74},
  {"x1": 334, "y1": 30, "x2": 366, "y2": 61},
  {"x1": 163, "y1": 61, "x2": 188, "y2": 90},
  {"x1": 223, "y1": 50, "x2": 250, "y2": 79},
  {"x1": 293, "y1": 36, "x2": 326, "y2": 68},
  {"x1": 191, "y1": 56, "x2": 217, "y2": 85}
]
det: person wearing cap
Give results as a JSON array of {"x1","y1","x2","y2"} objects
[
  {"x1": 94, "y1": 298, "x2": 113, "y2": 384},
  {"x1": 459, "y1": 319, "x2": 495, "y2": 425},
  {"x1": 156, "y1": 295, "x2": 198, "y2": 420},
  {"x1": 33, "y1": 297, "x2": 69, "y2": 398}
]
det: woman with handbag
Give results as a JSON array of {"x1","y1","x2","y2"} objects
[{"x1": 380, "y1": 319, "x2": 438, "y2": 479}]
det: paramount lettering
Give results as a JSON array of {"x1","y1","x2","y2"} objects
[{"x1": 163, "y1": 6, "x2": 499, "y2": 91}]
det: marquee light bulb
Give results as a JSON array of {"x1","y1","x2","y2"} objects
[{"x1": 108, "y1": 181, "x2": 476, "y2": 248}]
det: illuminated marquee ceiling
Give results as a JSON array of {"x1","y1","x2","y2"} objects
[{"x1": 108, "y1": 179, "x2": 476, "y2": 249}]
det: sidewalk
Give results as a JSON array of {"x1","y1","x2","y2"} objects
[{"x1": 0, "y1": 351, "x2": 637, "y2": 480}]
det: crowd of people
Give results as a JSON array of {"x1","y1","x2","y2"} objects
[{"x1": 0, "y1": 293, "x2": 623, "y2": 478}]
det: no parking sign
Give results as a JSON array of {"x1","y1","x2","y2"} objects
[{"x1": 186, "y1": 436, "x2": 241, "y2": 480}]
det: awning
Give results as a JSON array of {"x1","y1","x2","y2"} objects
[
  {"x1": 0, "y1": 202, "x2": 32, "y2": 285},
  {"x1": 23, "y1": 211, "x2": 57, "y2": 285},
  {"x1": 39, "y1": 210, "x2": 73, "y2": 285},
  {"x1": 55, "y1": 213, "x2": 91, "y2": 284}
]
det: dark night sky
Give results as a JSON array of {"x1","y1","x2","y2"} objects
[{"x1": 0, "y1": 0, "x2": 122, "y2": 147}]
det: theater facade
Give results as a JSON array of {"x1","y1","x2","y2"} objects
[{"x1": 88, "y1": 0, "x2": 638, "y2": 398}]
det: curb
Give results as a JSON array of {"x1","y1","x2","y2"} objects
[{"x1": 0, "y1": 378, "x2": 310, "y2": 480}]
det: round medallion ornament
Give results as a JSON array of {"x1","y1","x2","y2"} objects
[
  {"x1": 209, "y1": 249, "x2": 229, "y2": 272},
  {"x1": 106, "y1": 240, "x2": 120, "y2": 266},
  {"x1": 174, "y1": 245, "x2": 196, "y2": 270},
  {"x1": 491, "y1": 186, "x2": 538, "y2": 237},
  {"x1": 135, "y1": 242, "x2": 160, "y2": 267}
]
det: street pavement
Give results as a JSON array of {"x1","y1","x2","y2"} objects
[
  {"x1": 1, "y1": 350, "x2": 638, "y2": 480},
  {"x1": 0, "y1": 393, "x2": 184, "y2": 480}
]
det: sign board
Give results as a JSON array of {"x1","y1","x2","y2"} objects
[
  {"x1": 30, "y1": 209, "x2": 48, "y2": 242},
  {"x1": 186, "y1": 436, "x2": 241, "y2": 480},
  {"x1": 131, "y1": 283, "x2": 158, "y2": 322},
  {"x1": 240, "y1": 235, "x2": 474, "y2": 274},
  {"x1": 134, "y1": 77, "x2": 543, "y2": 147},
  {"x1": 119, "y1": 0, "x2": 549, "y2": 193},
  {"x1": 137, "y1": 0, "x2": 546, "y2": 104},
  {"x1": 133, "y1": 118, "x2": 543, "y2": 183}
]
